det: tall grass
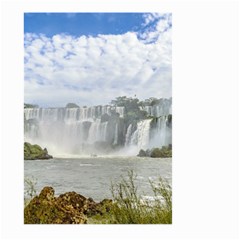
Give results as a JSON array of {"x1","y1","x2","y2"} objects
[
  {"x1": 24, "y1": 176, "x2": 37, "y2": 207},
  {"x1": 110, "y1": 170, "x2": 172, "y2": 224}
]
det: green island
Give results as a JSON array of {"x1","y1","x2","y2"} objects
[
  {"x1": 137, "y1": 145, "x2": 172, "y2": 158},
  {"x1": 24, "y1": 142, "x2": 53, "y2": 160}
]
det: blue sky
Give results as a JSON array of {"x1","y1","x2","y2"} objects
[
  {"x1": 24, "y1": 13, "x2": 172, "y2": 107},
  {"x1": 25, "y1": 13, "x2": 145, "y2": 37}
]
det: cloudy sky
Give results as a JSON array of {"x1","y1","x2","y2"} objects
[{"x1": 24, "y1": 13, "x2": 172, "y2": 107}]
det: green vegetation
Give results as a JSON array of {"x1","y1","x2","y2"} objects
[
  {"x1": 24, "y1": 142, "x2": 53, "y2": 160},
  {"x1": 137, "y1": 145, "x2": 172, "y2": 158},
  {"x1": 140, "y1": 97, "x2": 160, "y2": 106},
  {"x1": 89, "y1": 171, "x2": 172, "y2": 224},
  {"x1": 65, "y1": 103, "x2": 79, "y2": 108},
  {"x1": 109, "y1": 170, "x2": 172, "y2": 224},
  {"x1": 24, "y1": 103, "x2": 39, "y2": 108},
  {"x1": 151, "y1": 146, "x2": 172, "y2": 158},
  {"x1": 111, "y1": 96, "x2": 166, "y2": 108},
  {"x1": 24, "y1": 177, "x2": 37, "y2": 199},
  {"x1": 110, "y1": 96, "x2": 148, "y2": 125},
  {"x1": 24, "y1": 177, "x2": 37, "y2": 207}
]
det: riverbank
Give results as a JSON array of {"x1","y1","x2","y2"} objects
[{"x1": 24, "y1": 172, "x2": 172, "y2": 224}]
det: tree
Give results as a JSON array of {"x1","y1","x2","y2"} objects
[
  {"x1": 110, "y1": 96, "x2": 148, "y2": 124},
  {"x1": 24, "y1": 103, "x2": 39, "y2": 108},
  {"x1": 65, "y1": 103, "x2": 79, "y2": 108}
]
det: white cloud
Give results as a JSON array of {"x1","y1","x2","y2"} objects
[
  {"x1": 140, "y1": 13, "x2": 172, "y2": 43},
  {"x1": 142, "y1": 13, "x2": 159, "y2": 26},
  {"x1": 24, "y1": 18, "x2": 172, "y2": 107}
]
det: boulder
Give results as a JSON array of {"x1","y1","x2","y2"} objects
[
  {"x1": 24, "y1": 187, "x2": 113, "y2": 224},
  {"x1": 24, "y1": 187, "x2": 87, "y2": 224}
]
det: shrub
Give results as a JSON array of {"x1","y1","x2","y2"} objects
[
  {"x1": 150, "y1": 148, "x2": 163, "y2": 158},
  {"x1": 110, "y1": 170, "x2": 172, "y2": 224},
  {"x1": 150, "y1": 146, "x2": 172, "y2": 158},
  {"x1": 24, "y1": 176, "x2": 37, "y2": 207}
]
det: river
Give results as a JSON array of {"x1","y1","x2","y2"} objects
[{"x1": 24, "y1": 156, "x2": 172, "y2": 201}]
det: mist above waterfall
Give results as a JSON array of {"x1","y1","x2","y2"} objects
[{"x1": 24, "y1": 97, "x2": 172, "y2": 156}]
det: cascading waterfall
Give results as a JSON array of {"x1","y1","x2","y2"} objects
[
  {"x1": 24, "y1": 99, "x2": 172, "y2": 155},
  {"x1": 87, "y1": 119, "x2": 100, "y2": 144},
  {"x1": 126, "y1": 116, "x2": 170, "y2": 152},
  {"x1": 136, "y1": 119, "x2": 152, "y2": 149},
  {"x1": 113, "y1": 123, "x2": 118, "y2": 145},
  {"x1": 157, "y1": 116, "x2": 171, "y2": 146},
  {"x1": 24, "y1": 106, "x2": 124, "y2": 154},
  {"x1": 125, "y1": 124, "x2": 132, "y2": 146},
  {"x1": 125, "y1": 100, "x2": 172, "y2": 151},
  {"x1": 102, "y1": 121, "x2": 108, "y2": 141},
  {"x1": 149, "y1": 116, "x2": 171, "y2": 148},
  {"x1": 143, "y1": 98, "x2": 172, "y2": 117}
]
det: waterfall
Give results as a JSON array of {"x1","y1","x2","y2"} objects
[
  {"x1": 113, "y1": 123, "x2": 118, "y2": 145},
  {"x1": 64, "y1": 108, "x2": 79, "y2": 122},
  {"x1": 130, "y1": 129, "x2": 138, "y2": 146},
  {"x1": 102, "y1": 121, "x2": 108, "y2": 141},
  {"x1": 87, "y1": 120, "x2": 98, "y2": 144},
  {"x1": 125, "y1": 124, "x2": 132, "y2": 146},
  {"x1": 128, "y1": 119, "x2": 152, "y2": 149},
  {"x1": 142, "y1": 99, "x2": 172, "y2": 117},
  {"x1": 87, "y1": 119, "x2": 108, "y2": 144},
  {"x1": 136, "y1": 119, "x2": 152, "y2": 149},
  {"x1": 24, "y1": 99, "x2": 171, "y2": 154},
  {"x1": 24, "y1": 106, "x2": 125, "y2": 122},
  {"x1": 149, "y1": 116, "x2": 171, "y2": 148},
  {"x1": 157, "y1": 116, "x2": 168, "y2": 146}
]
